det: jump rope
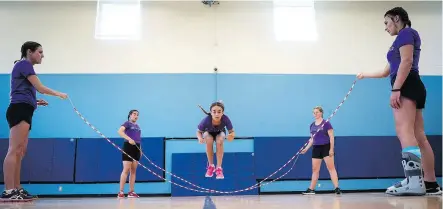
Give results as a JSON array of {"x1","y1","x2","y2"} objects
[{"x1": 66, "y1": 79, "x2": 358, "y2": 194}]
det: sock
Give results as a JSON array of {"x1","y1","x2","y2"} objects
[
  {"x1": 402, "y1": 146, "x2": 421, "y2": 159},
  {"x1": 4, "y1": 189, "x2": 14, "y2": 194}
]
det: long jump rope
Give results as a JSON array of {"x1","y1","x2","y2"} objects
[{"x1": 66, "y1": 79, "x2": 358, "y2": 194}]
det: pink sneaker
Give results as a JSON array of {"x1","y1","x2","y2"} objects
[
  {"x1": 215, "y1": 167, "x2": 224, "y2": 179},
  {"x1": 127, "y1": 191, "x2": 139, "y2": 198},
  {"x1": 117, "y1": 191, "x2": 124, "y2": 198},
  {"x1": 205, "y1": 164, "x2": 215, "y2": 177}
]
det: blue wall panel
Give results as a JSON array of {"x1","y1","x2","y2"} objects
[
  {"x1": 0, "y1": 138, "x2": 75, "y2": 183},
  {"x1": 254, "y1": 136, "x2": 442, "y2": 180},
  {"x1": 51, "y1": 139, "x2": 76, "y2": 182},
  {"x1": 74, "y1": 137, "x2": 164, "y2": 183},
  {"x1": 254, "y1": 137, "x2": 331, "y2": 180}
]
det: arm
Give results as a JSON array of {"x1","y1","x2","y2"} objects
[
  {"x1": 225, "y1": 116, "x2": 235, "y2": 141},
  {"x1": 227, "y1": 129, "x2": 235, "y2": 141},
  {"x1": 27, "y1": 75, "x2": 65, "y2": 98},
  {"x1": 392, "y1": 29, "x2": 415, "y2": 90},
  {"x1": 392, "y1": 45, "x2": 414, "y2": 90},
  {"x1": 362, "y1": 64, "x2": 390, "y2": 78},
  {"x1": 328, "y1": 129, "x2": 335, "y2": 151},
  {"x1": 305, "y1": 136, "x2": 314, "y2": 150},
  {"x1": 117, "y1": 126, "x2": 134, "y2": 142},
  {"x1": 196, "y1": 130, "x2": 204, "y2": 140}
]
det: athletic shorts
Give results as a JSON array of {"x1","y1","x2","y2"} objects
[
  {"x1": 122, "y1": 141, "x2": 141, "y2": 162},
  {"x1": 203, "y1": 131, "x2": 226, "y2": 141},
  {"x1": 312, "y1": 143, "x2": 332, "y2": 159},
  {"x1": 6, "y1": 103, "x2": 35, "y2": 130},
  {"x1": 390, "y1": 71, "x2": 426, "y2": 109}
]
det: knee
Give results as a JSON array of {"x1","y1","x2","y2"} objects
[
  {"x1": 216, "y1": 138, "x2": 224, "y2": 146},
  {"x1": 327, "y1": 164, "x2": 336, "y2": 172},
  {"x1": 130, "y1": 168, "x2": 137, "y2": 174},
  {"x1": 312, "y1": 166, "x2": 320, "y2": 174},
  {"x1": 7, "y1": 146, "x2": 22, "y2": 157},
  {"x1": 122, "y1": 167, "x2": 131, "y2": 175}
]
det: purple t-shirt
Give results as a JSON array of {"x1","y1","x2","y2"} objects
[
  {"x1": 10, "y1": 60, "x2": 37, "y2": 109},
  {"x1": 310, "y1": 120, "x2": 332, "y2": 145},
  {"x1": 122, "y1": 121, "x2": 141, "y2": 144},
  {"x1": 387, "y1": 27, "x2": 421, "y2": 79},
  {"x1": 198, "y1": 115, "x2": 233, "y2": 133}
]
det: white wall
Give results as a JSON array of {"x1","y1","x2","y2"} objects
[{"x1": 0, "y1": 1, "x2": 441, "y2": 75}]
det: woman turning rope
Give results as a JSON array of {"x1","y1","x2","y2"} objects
[
  {"x1": 357, "y1": 7, "x2": 441, "y2": 195},
  {"x1": 2, "y1": 41, "x2": 67, "y2": 202}
]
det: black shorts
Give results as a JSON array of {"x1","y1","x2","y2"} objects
[
  {"x1": 390, "y1": 71, "x2": 426, "y2": 109},
  {"x1": 312, "y1": 143, "x2": 331, "y2": 159},
  {"x1": 122, "y1": 141, "x2": 141, "y2": 162},
  {"x1": 6, "y1": 103, "x2": 35, "y2": 130}
]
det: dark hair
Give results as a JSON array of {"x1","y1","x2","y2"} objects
[
  {"x1": 384, "y1": 7, "x2": 411, "y2": 28},
  {"x1": 128, "y1": 109, "x2": 139, "y2": 120},
  {"x1": 14, "y1": 41, "x2": 42, "y2": 64},
  {"x1": 198, "y1": 101, "x2": 224, "y2": 116}
]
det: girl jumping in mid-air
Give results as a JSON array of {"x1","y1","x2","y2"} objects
[
  {"x1": 197, "y1": 101, "x2": 235, "y2": 179},
  {"x1": 117, "y1": 110, "x2": 141, "y2": 198}
]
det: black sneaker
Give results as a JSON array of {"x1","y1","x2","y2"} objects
[
  {"x1": 0, "y1": 189, "x2": 33, "y2": 202},
  {"x1": 302, "y1": 188, "x2": 315, "y2": 195},
  {"x1": 334, "y1": 187, "x2": 342, "y2": 194},
  {"x1": 425, "y1": 181, "x2": 442, "y2": 195},
  {"x1": 18, "y1": 188, "x2": 37, "y2": 199}
]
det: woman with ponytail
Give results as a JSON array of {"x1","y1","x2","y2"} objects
[
  {"x1": 357, "y1": 7, "x2": 441, "y2": 196},
  {"x1": 117, "y1": 110, "x2": 141, "y2": 198},
  {"x1": 2, "y1": 41, "x2": 67, "y2": 202},
  {"x1": 197, "y1": 101, "x2": 235, "y2": 179}
]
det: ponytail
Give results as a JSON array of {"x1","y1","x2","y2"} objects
[{"x1": 198, "y1": 105, "x2": 211, "y2": 116}]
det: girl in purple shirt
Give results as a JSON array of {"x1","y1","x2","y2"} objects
[
  {"x1": 301, "y1": 106, "x2": 341, "y2": 195},
  {"x1": 357, "y1": 7, "x2": 441, "y2": 196},
  {"x1": 197, "y1": 101, "x2": 235, "y2": 179},
  {"x1": 2, "y1": 41, "x2": 67, "y2": 202},
  {"x1": 117, "y1": 110, "x2": 141, "y2": 198}
]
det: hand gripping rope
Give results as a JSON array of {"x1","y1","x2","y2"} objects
[{"x1": 67, "y1": 79, "x2": 358, "y2": 194}]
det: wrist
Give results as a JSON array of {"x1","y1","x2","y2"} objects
[{"x1": 391, "y1": 88, "x2": 401, "y2": 92}]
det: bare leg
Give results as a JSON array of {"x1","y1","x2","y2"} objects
[
  {"x1": 204, "y1": 132, "x2": 216, "y2": 177},
  {"x1": 119, "y1": 162, "x2": 132, "y2": 192},
  {"x1": 308, "y1": 159, "x2": 322, "y2": 190},
  {"x1": 204, "y1": 132, "x2": 215, "y2": 165},
  {"x1": 129, "y1": 161, "x2": 138, "y2": 192},
  {"x1": 3, "y1": 122, "x2": 29, "y2": 191},
  {"x1": 386, "y1": 97, "x2": 425, "y2": 196},
  {"x1": 414, "y1": 109, "x2": 437, "y2": 182},
  {"x1": 15, "y1": 133, "x2": 29, "y2": 190},
  {"x1": 324, "y1": 156, "x2": 339, "y2": 188},
  {"x1": 215, "y1": 133, "x2": 225, "y2": 168}
]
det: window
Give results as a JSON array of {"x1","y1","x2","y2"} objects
[
  {"x1": 273, "y1": 0, "x2": 317, "y2": 42},
  {"x1": 95, "y1": 1, "x2": 141, "y2": 40}
]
